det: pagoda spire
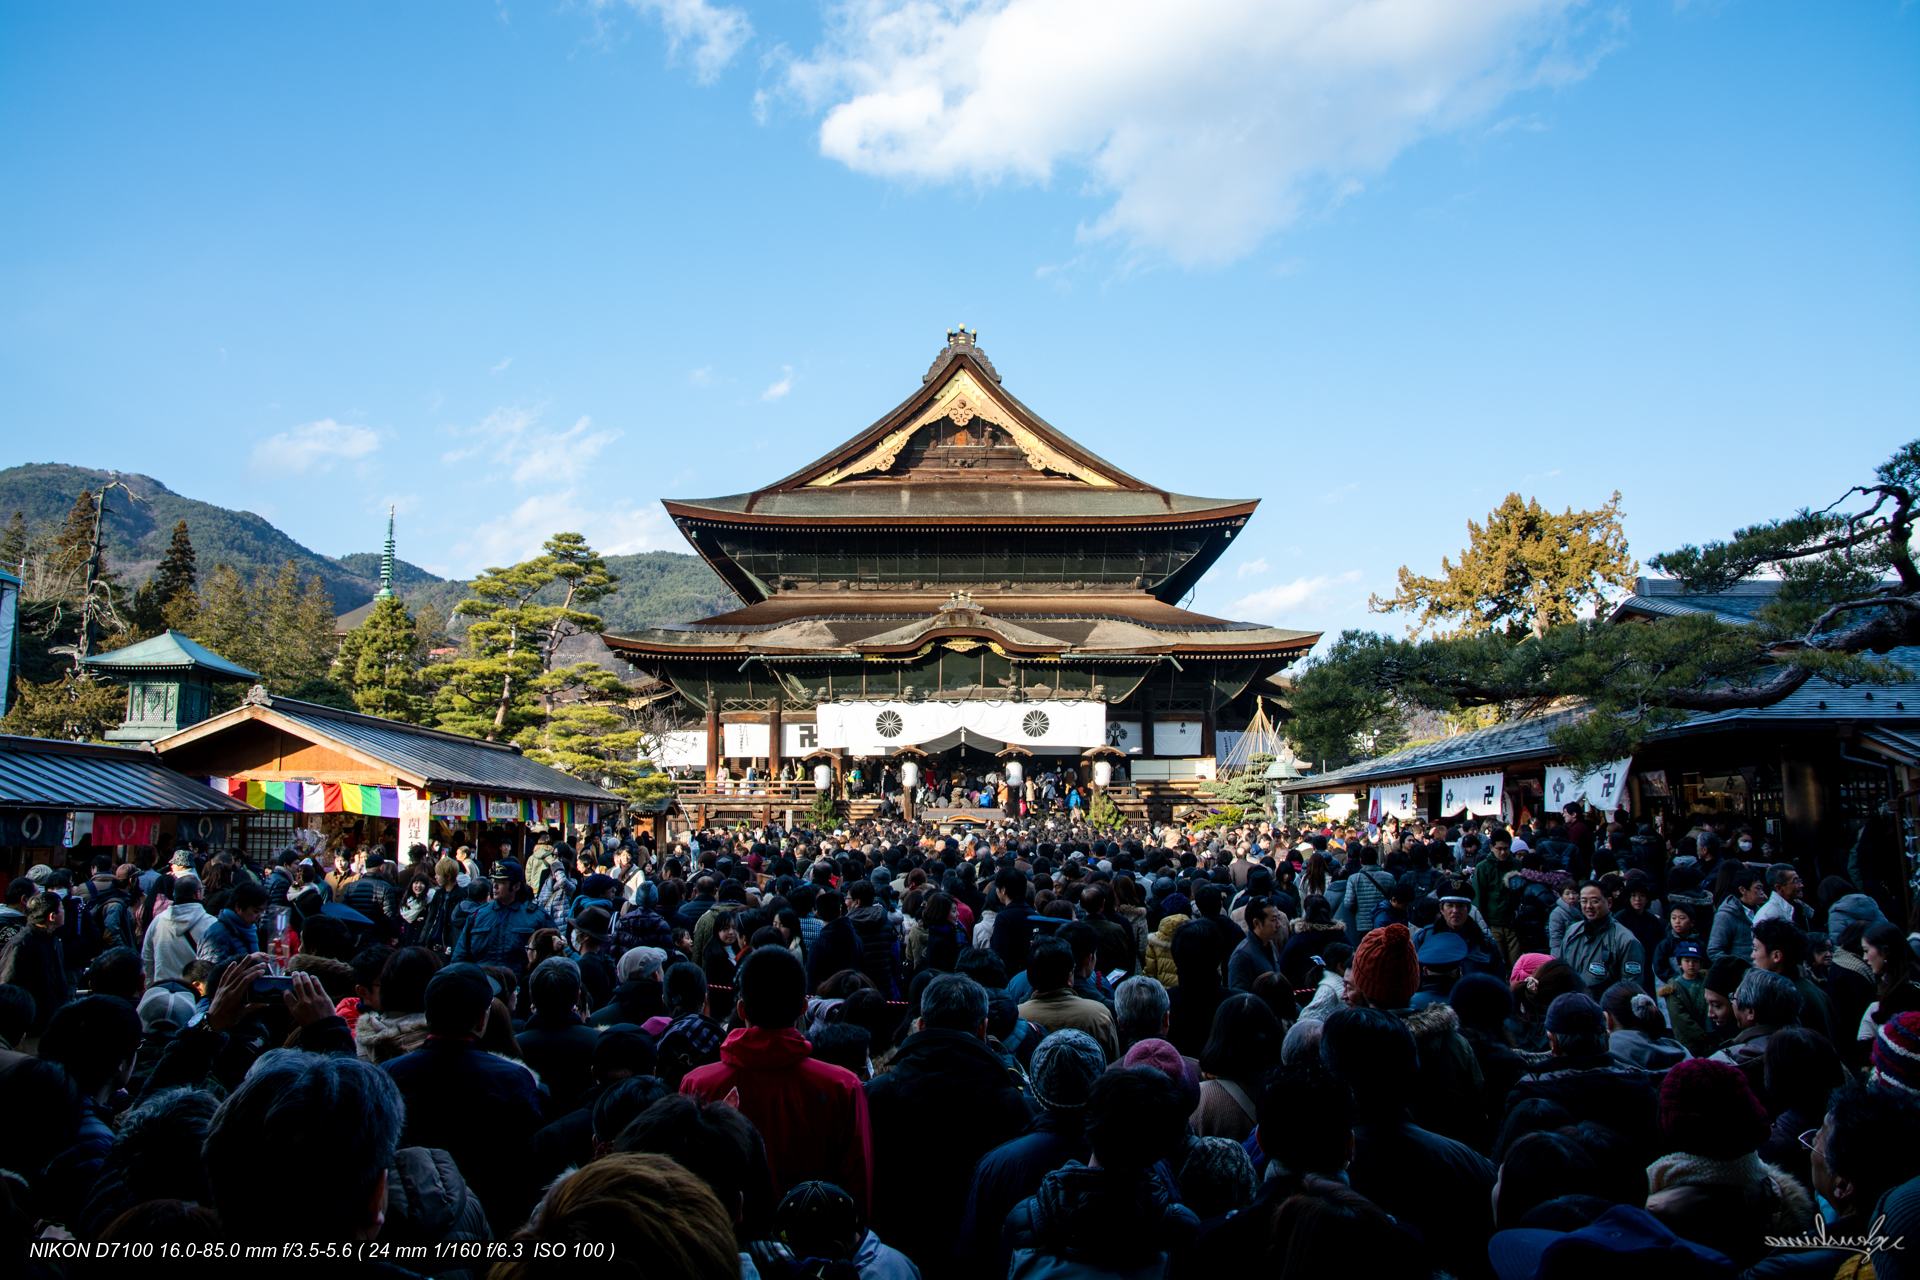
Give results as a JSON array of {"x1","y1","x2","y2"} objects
[{"x1": 377, "y1": 506, "x2": 396, "y2": 599}]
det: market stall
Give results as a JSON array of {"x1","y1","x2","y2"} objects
[{"x1": 153, "y1": 689, "x2": 622, "y2": 863}]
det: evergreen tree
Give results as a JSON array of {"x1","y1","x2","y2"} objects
[
  {"x1": 1370, "y1": 492, "x2": 1636, "y2": 639},
  {"x1": 429, "y1": 533, "x2": 621, "y2": 740},
  {"x1": 0, "y1": 511, "x2": 25, "y2": 573},
  {"x1": 192, "y1": 564, "x2": 264, "y2": 677},
  {"x1": 1085, "y1": 788, "x2": 1127, "y2": 831},
  {"x1": 336, "y1": 594, "x2": 425, "y2": 722},
  {"x1": 0, "y1": 672, "x2": 126, "y2": 741},
  {"x1": 131, "y1": 518, "x2": 199, "y2": 636}
]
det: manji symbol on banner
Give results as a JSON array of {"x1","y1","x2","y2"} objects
[{"x1": 1545, "y1": 758, "x2": 1634, "y2": 812}]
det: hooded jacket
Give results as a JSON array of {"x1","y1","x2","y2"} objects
[
  {"x1": 1143, "y1": 913, "x2": 1189, "y2": 988},
  {"x1": 1505, "y1": 1049, "x2": 1663, "y2": 1161},
  {"x1": 380, "y1": 1145, "x2": 493, "y2": 1278},
  {"x1": 681, "y1": 1026, "x2": 873, "y2": 1218},
  {"x1": 1709, "y1": 894, "x2": 1756, "y2": 963},
  {"x1": 1644, "y1": 1150, "x2": 1815, "y2": 1270},
  {"x1": 141, "y1": 900, "x2": 211, "y2": 983},
  {"x1": 847, "y1": 904, "x2": 902, "y2": 997},
  {"x1": 1660, "y1": 975, "x2": 1716, "y2": 1056},
  {"x1": 1005, "y1": 1164, "x2": 1200, "y2": 1280},
  {"x1": 197, "y1": 907, "x2": 260, "y2": 965},
  {"x1": 866, "y1": 1028, "x2": 1033, "y2": 1279},
  {"x1": 1398, "y1": 1003, "x2": 1489, "y2": 1152},
  {"x1": 1609, "y1": 1027, "x2": 1688, "y2": 1071},
  {"x1": 356, "y1": 1009, "x2": 432, "y2": 1064}
]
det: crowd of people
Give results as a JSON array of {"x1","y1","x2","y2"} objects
[{"x1": 1, "y1": 802, "x2": 1918, "y2": 1280}]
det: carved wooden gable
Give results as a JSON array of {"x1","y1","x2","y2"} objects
[{"x1": 805, "y1": 368, "x2": 1118, "y2": 488}]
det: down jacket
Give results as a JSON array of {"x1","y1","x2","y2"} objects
[{"x1": 1144, "y1": 913, "x2": 1189, "y2": 988}]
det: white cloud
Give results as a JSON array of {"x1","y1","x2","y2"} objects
[
  {"x1": 441, "y1": 406, "x2": 622, "y2": 485},
  {"x1": 451, "y1": 491, "x2": 679, "y2": 576},
  {"x1": 248, "y1": 419, "x2": 380, "y2": 476},
  {"x1": 1236, "y1": 557, "x2": 1269, "y2": 579},
  {"x1": 762, "y1": 366, "x2": 794, "y2": 400},
  {"x1": 491, "y1": 356, "x2": 514, "y2": 373},
  {"x1": 688, "y1": 366, "x2": 715, "y2": 386},
  {"x1": 782, "y1": 0, "x2": 1609, "y2": 264},
  {"x1": 1232, "y1": 569, "x2": 1363, "y2": 622},
  {"x1": 589, "y1": 0, "x2": 753, "y2": 82}
]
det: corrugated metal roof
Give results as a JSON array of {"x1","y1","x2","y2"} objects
[
  {"x1": 242, "y1": 698, "x2": 620, "y2": 803},
  {"x1": 1281, "y1": 646, "x2": 1920, "y2": 791},
  {"x1": 0, "y1": 735, "x2": 257, "y2": 813}
]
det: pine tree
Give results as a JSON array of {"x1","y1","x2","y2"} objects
[
  {"x1": 337, "y1": 595, "x2": 425, "y2": 722},
  {"x1": 428, "y1": 533, "x2": 621, "y2": 740},
  {"x1": 1370, "y1": 492, "x2": 1637, "y2": 640},
  {"x1": 0, "y1": 671, "x2": 127, "y2": 741}
]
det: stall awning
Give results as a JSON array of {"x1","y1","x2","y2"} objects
[{"x1": 1, "y1": 735, "x2": 256, "y2": 815}]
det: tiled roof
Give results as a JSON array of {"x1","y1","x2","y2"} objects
[
  {"x1": 80, "y1": 630, "x2": 259, "y2": 681},
  {"x1": 159, "y1": 697, "x2": 621, "y2": 803},
  {"x1": 0, "y1": 735, "x2": 257, "y2": 814},
  {"x1": 1280, "y1": 646, "x2": 1920, "y2": 792}
]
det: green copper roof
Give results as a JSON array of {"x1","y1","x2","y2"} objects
[{"x1": 81, "y1": 630, "x2": 259, "y2": 681}]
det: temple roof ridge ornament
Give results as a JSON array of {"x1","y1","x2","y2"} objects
[{"x1": 925, "y1": 325, "x2": 999, "y2": 384}]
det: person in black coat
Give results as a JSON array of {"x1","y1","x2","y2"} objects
[
  {"x1": 514, "y1": 957, "x2": 603, "y2": 1120},
  {"x1": 591, "y1": 946, "x2": 669, "y2": 1026},
  {"x1": 865, "y1": 974, "x2": 1034, "y2": 1280},
  {"x1": 1322, "y1": 1007, "x2": 1498, "y2": 1280},
  {"x1": 386, "y1": 964, "x2": 544, "y2": 1233},
  {"x1": 806, "y1": 891, "x2": 864, "y2": 993},
  {"x1": 0, "y1": 895, "x2": 70, "y2": 1034},
  {"x1": 1502, "y1": 991, "x2": 1663, "y2": 1164}
]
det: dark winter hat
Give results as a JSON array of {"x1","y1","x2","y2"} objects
[
  {"x1": 1448, "y1": 972, "x2": 1514, "y2": 1033},
  {"x1": 1028, "y1": 1029, "x2": 1106, "y2": 1111},
  {"x1": 1349, "y1": 923, "x2": 1420, "y2": 1009},
  {"x1": 578, "y1": 873, "x2": 618, "y2": 900},
  {"x1": 775, "y1": 1182, "x2": 859, "y2": 1260},
  {"x1": 1545, "y1": 992, "x2": 1606, "y2": 1037},
  {"x1": 424, "y1": 967, "x2": 493, "y2": 1036},
  {"x1": 1871, "y1": 1011, "x2": 1920, "y2": 1097},
  {"x1": 1658, "y1": 1057, "x2": 1769, "y2": 1158},
  {"x1": 1120, "y1": 1037, "x2": 1201, "y2": 1114},
  {"x1": 1159, "y1": 893, "x2": 1192, "y2": 918},
  {"x1": 1673, "y1": 940, "x2": 1703, "y2": 961}
]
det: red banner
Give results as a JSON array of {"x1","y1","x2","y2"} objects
[{"x1": 90, "y1": 813, "x2": 160, "y2": 846}]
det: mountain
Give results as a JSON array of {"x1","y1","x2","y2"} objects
[{"x1": 0, "y1": 462, "x2": 737, "y2": 630}]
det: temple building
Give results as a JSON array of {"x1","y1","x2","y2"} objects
[{"x1": 603, "y1": 330, "x2": 1319, "y2": 808}]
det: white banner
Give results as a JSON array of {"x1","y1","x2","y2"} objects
[
  {"x1": 1373, "y1": 781, "x2": 1417, "y2": 820},
  {"x1": 1155, "y1": 720, "x2": 1204, "y2": 758},
  {"x1": 1105, "y1": 720, "x2": 1145, "y2": 755},
  {"x1": 1440, "y1": 771, "x2": 1505, "y2": 817},
  {"x1": 784, "y1": 721, "x2": 819, "y2": 755},
  {"x1": 399, "y1": 788, "x2": 430, "y2": 850},
  {"x1": 722, "y1": 723, "x2": 770, "y2": 758},
  {"x1": 817, "y1": 700, "x2": 1106, "y2": 756},
  {"x1": 1545, "y1": 757, "x2": 1633, "y2": 813}
]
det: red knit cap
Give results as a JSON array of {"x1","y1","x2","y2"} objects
[
  {"x1": 1350, "y1": 923, "x2": 1420, "y2": 1009},
  {"x1": 1658, "y1": 1056, "x2": 1769, "y2": 1158}
]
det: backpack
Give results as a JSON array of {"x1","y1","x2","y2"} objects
[{"x1": 58, "y1": 890, "x2": 107, "y2": 965}]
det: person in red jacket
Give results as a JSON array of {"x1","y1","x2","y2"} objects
[{"x1": 680, "y1": 945, "x2": 873, "y2": 1218}]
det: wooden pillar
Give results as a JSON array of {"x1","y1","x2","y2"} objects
[
  {"x1": 1141, "y1": 687, "x2": 1156, "y2": 758},
  {"x1": 704, "y1": 696, "x2": 719, "y2": 789},
  {"x1": 1201, "y1": 709, "x2": 1217, "y2": 759},
  {"x1": 768, "y1": 698, "x2": 784, "y2": 782}
]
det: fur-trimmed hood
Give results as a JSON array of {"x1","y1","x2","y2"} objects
[
  {"x1": 1150, "y1": 913, "x2": 1190, "y2": 945},
  {"x1": 1515, "y1": 867, "x2": 1573, "y2": 891},
  {"x1": 357, "y1": 1009, "x2": 431, "y2": 1064},
  {"x1": 1647, "y1": 1150, "x2": 1815, "y2": 1238},
  {"x1": 1400, "y1": 1001, "x2": 1462, "y2": 1050},
  {"x1": 1291, "y1": 919, "x2": 1345, "y2": 937}
]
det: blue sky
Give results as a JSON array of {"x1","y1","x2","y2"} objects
[{"x1": 2, "y1": 1, "x2": 1915, "y2": 645}]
